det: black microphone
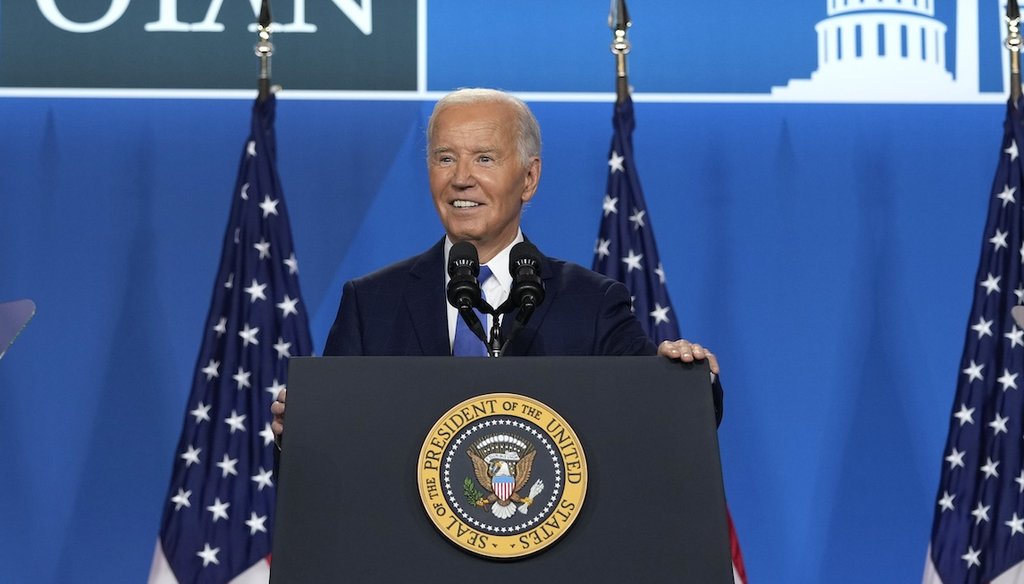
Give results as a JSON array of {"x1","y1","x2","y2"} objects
[
  {"x1": 509, "y1": 241, "x2": 544, "y2": 312},
  {"x1": 447, "y1": 241, "x2": 482, "y2": 311}
]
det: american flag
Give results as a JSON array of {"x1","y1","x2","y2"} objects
[
  {"x1": 592, "y1": 94, "x2": 748, "y2": 584},
  {"x1": 149, "y1": 95, "x2": 313, "y2": 584},
  {"x1": 924, "y1": 100, "x2": 1024, "y2": 583}
]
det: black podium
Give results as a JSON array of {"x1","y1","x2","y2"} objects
[{"x1": 271, "y1": 356, "x2": 732, "y2": 583}]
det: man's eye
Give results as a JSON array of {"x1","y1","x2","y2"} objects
[
  {"x1": 479, "y1": 156, "x2": 493, "y2": 163},
  {"x1": 438, "y1": 155, "x2": 453, "y2": 164}
]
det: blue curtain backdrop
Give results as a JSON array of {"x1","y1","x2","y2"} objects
[{"x1": 0, "y1": 0, "x2": 1006, "y2": 582}]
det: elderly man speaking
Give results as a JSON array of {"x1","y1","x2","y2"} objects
[{"x1": 272, "y1": 88, "x2": 720, "y2": 437}]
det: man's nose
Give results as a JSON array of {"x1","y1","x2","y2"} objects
[{"x1": 452, "y1": 159, "x2": 476, "y2": 187}]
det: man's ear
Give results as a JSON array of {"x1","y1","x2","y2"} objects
[{"x1": 521, "y1": 157, "x2": 542, "y2": 203}]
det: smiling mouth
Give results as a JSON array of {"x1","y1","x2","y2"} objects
[{"x1": 452, "y1": 200, "x2": 481, "y2": 208}]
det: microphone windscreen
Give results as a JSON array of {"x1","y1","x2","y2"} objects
[
  {"x1": 448, "y1": 241, "x2": 480, "y2": 277},
  {"x1": 509, "y1": 241, "x2": 542, "y2": 275}
]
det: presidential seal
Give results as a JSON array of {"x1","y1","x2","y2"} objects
[{"x1": 417, "y1": 393, "x2": 587, "y2": 559}]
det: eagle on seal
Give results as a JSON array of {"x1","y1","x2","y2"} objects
[{"x1": 467, "y1": 433, "x2": 545, "y2": 519}]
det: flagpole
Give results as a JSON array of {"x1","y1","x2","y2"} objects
[
  {"x1": 256, "y1": 0, "x2": 273, "y2": 102},
  {"x1": 609, "y1": 0, "x2": 631, "y2": 104},
  {"x1": 1009, "y1": 0, "x2": 1022, "y2": 103}
]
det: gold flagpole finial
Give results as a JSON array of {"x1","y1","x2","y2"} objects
[
  {"x1": 609, "y1": 0, "x2": 631, "y2": 103},
  {"x1": 1007, "y1": 0, "x2": 1022, "y2": 102},
  {"x1": 255, "y1": 0, "x2": 274, "y2": 102}
]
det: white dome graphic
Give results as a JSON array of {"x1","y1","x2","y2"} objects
[{"x1": 773, "y1": 0, "x2": 981, "y2": 100}]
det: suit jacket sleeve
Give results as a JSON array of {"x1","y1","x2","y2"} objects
[{"x1": 323, "y1": 280, "x2": 363, "y2": 356}]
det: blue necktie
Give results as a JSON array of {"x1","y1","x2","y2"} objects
[{"x1": 452, "y1": 265, "x2": 492, "y2": 357}]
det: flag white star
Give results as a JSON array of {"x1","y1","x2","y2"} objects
[
  {"x1": 253, "y1": 238, "x2": 271, "y2": 259},
  {"x1": 171, "y1": 488, "x2": 192, "y2": 511},
  {"x1": 1008, "y1": 513, "x2": 1024, "y2": 536},
  {"x1": 246, "y1": 140, "x2": 257, "y2": 157},
  {"x1": 180, "y1": 445, "x2": 201, "y2": 467},
  {"x1": 990, "y1": 412, "x2": 1010, "y2": 435},
  {"x1": 246, "y1": 512, "x2": 269, "y2": 535},
  {"x1": 602, "y1": 195, "x2": 619, "y2": 216},
  {"x1": 240, "y1": 182, "x2": 250, "y2": 200},
  {"x1": 1017, "y1": 285, "x2": 1024, "y2": 304},
  {"x1": 201, "y1": 359, "x2": 220, "y2": 380},
  {"x1": 224, "y1": 273, "x2": 234, "y2": 289},
  {"x1": 655, "y1": 263, "x2": 666, "y2": 285},
  {"x1": 273, "y1": 337, "x2": 292, "y2": 359},
  {"x1": 998, "y1": 184, "x2": 1017, "y2": 207},
  {"x1": 1007, "y1": 140, "x2": 1019, "y2": 161},
  {"x1": 621, "y1": 250, "x2": 643, "y2": 272},
  {"x1": 244, "y1": 279, "x2": 267, "y2": 303},
  {"x1": 265, "y1": 378, "x2": 286, "y2": 400},
  {"x1": 197, "y1": 543, "x2": 221, "y2": 567},
  {"x1": 595, "y1": 238, "x2": 611, "y2": 260},
  {"x1": 207, "y1": 498, "x2": 230, "y2": 522},
  {"x1": 998, "y1": 369, "x2": 1019, "y2": 391},
  {"x1": 981, "y1": 273, "x2": 1002, "y2": 295},
  {"x1": 224, "y1": 410, "x2": 247, "y2": 434},
  {"x1": 953, "y1": 403, "x2": 975, "y2": 426},
  {"x1": 972, "y1": 502, "x2": 991, "y2": 524},
  {"x1": 259, "y1": 195, "x2": 280, "y2": 218},
  {"x1": 628, "y1": 208, "x2": 646, "y2": 231},
  {"x1": 608, "y1": 150, "x2": 625, "y2": 173},
  {"x1": 963, "y1": 360, "x2": 985, "y2": 382},
  {"x1": 962, "y1": 546, "x2": 982, "y2": 569},
  {"x1": 650, "y1": 303, "x2": 671, "y2": 325},
  {"x1": 284, "y1": 253, "x2": 299, "y2": 275},
  {"x1": 238, "y1": 323, "x2": 260, "y2": 347},
  {"x1": 233, "y1": 366, "x2": 252, "y2": 390},
  {"x1": 991, "y1": 229, "x2": 1009, "y2": 251},
  {"x1": 259, "y1": 423, "x2": 276, "y2": 447},
  {"x1": 216, "y1": 453, "x2": 239, "y2": 477},
  {"x1": 937, "y1": 490, "x2": 955, "y2": 512},
  {"x1": 251, "y1": 467, "x2": 274, "y2": 491},
  {"x1": 190, "y1": 402, "x2": 212, "y2": 424},
  {"x1": 946, "y1": 447, "x2": 966, "y2": 469},
  {"x1": 277, "y1": 295, "x2": 299, "y2": 318},
  {"x1": 1017, "y1": 470, "x2": 1024, "y2": 493},
  {"x1": 1006, "y1": 326, "x2": 1024, "y2": 348},
  {"x1": 981, "y1": 456, "x2": 1000, "y2": 479},
  {"x1": 971, "y1": 317, "x2": 994, "y2": 339},
  {"x1": 212, "y1": 313, "x2": 227, "y2": 336}
]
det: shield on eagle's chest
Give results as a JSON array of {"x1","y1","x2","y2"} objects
[{"x1": 492, "y1": 475, "x2": 515, "y2": 502}]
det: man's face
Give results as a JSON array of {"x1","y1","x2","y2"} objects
[{"x1": 428, "y1": 101, "x2": 541, "y2": 262}]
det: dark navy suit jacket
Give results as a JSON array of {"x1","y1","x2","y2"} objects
[
  {"x1": 324, "y1": 238, "x2": 655, "y2": 357},
  {"x1": 323, "y1": 238, "x2": 722, "y2": 421}
]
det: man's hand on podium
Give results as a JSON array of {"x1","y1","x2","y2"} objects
[
  {"x1": 267, "y1": 341, "x2": 717, "y2": 448},
  {"x1": 271, "y1": 389, "x2": 286, "y2": 448},
  {"x1": 657, "y1": 339, "x2": 720, "y2": 375}
]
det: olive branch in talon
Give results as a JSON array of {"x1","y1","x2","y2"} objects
[{"x1": 463, "y1": 477, "x2": 487, "y2": 506}]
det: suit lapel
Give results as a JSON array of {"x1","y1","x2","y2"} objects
[{"x1": 405, "y1": 239, "x2": 450, "y2": 356}]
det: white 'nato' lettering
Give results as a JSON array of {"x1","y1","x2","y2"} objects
[{"x1": 36, "y1": 0, "x2": 131, "y2": 33}]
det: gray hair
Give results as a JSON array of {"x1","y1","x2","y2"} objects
[{"x1": 426, "y1": 88, "x2": 542, "y2": 166}]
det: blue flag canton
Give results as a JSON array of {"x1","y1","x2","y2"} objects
[
  {"x1": 592, "y1": 96, "x2": 680, "y2": 343},
  {"x1": 157, "y1": 96, "x2": 313, "y2": 583},
  {"x1": 930, "y1": 100, "x2": 1024, "y2": 582}
]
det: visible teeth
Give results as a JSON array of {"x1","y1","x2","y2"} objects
[{"x1": 453, "y1": 200, "x2": 480, "y2": 208}]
